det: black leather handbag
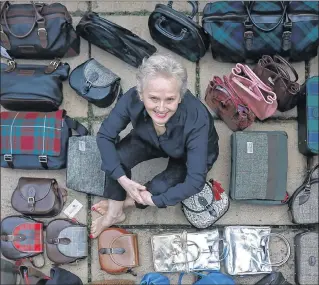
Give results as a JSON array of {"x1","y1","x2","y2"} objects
[
  {"x1": 0, "y1": 58, "x2": 70, "y2": 112},
  {"x1": 149, "y1": 1, "x2": 209, "y2": 62},
  {"x1": 69, "y1": 58, "x2": 122, "y2": 108},
  {"x1": 76, "y1": 12, "x2": 157, "y2": 68},
  {"x1": 0, "y1": 1, "x2": 80, "y2": 59}
]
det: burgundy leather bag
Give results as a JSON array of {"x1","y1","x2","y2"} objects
[
  {"x1": 205, "y1": 75, "x2": 255, "y2": 131},
  {"x1": 253, "y1": 55, "x2": 301, "y2": 112}
]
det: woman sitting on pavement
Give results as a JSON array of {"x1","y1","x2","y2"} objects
[{"x1": 90, "y1": 54, "x2": 219, "y2": 238}]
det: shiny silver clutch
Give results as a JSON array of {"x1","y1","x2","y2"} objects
[
  {"x1": 224, "y1": 226, "x2": 291, "y2": 275},
  {"x1": 151, "y1": 230, "x2": 226, "y2": 272}
]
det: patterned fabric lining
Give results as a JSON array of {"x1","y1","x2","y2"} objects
[
  {"x1": 0, "y1": 110, "x2": 63, "y2": 156},
  {"x1": 307, "y1": 77, "x2": 319, "y2": 153},
  {"x1": 12, "y1": 223, "x2": 43, "y2": 253}
]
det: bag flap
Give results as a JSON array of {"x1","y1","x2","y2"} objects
[
  {"x1": 12, "y1": 223, "x2": 43, "y2": 253},
  {"x1": 83, "y1": 59, "x2": 119, "y2": 88},
  {"x1": 0, "y1": 110, "x2": 64, "y2": 156},
  {"x1": 182, "y1": 182, "x2": 213, "y2": 212},
  {"x1": 17, "y1": 177, "x2": 54, "y2": 202},
  {"x1": 57, "y1": 226, "x2": 88, "y2": 258}
]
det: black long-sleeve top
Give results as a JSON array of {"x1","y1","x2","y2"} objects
[{"x1": 97, "y1": 87, "x2": 219, "y2": 207}]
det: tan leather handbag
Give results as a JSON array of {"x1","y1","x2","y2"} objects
[
  {"x1": 98, "y1": 228, "x2": 139, "y2": 275},
  {"x1": 11, "y1": 177, "x2": 67, "y2": 218}
]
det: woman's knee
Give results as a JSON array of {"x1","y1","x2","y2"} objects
[{"x1": 146, "y1": 178, "x2": 169, "y2": 196}]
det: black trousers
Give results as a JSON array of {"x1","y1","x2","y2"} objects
[{"x1": 103, "y1": 132, "x2": 188, "y2": 207}]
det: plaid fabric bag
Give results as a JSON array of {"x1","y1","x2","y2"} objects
[
  {"x1": 202, "y1": 1, "x2": 319, "y2": 62},
  {"x1": 0, "y1": 216, "x2": 44, "y2": 266},
  {"x1": 298, "y1": 76, "x2": 319, "y2": 156},
  {"x1": 0, "y1": 109, "x2": 88, "y2": 169}
]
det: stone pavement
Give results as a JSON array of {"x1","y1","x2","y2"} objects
[{"x1": 1, "y1": 1, "x2": 318, "y2": 284}]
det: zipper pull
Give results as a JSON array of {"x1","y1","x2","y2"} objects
[{"x1": 44, "y1": 58, "x2": 61, "y2": 74}]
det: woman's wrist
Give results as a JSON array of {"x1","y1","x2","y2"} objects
[{"x1": 117, "y1": 175, "x2": 130, "y2": 186}]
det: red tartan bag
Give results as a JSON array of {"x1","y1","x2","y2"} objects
[
  {"x1": 0, "y1": 109, "x2": 88, "y2": 169},
  {"x1": 0, "y1": 216, "x2": 44, "y2": 267}
]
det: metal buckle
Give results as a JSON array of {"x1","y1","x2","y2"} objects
[
  {"x1": 49, "y1": 58, "x2": 60, "y2": 70},
  {"x1": 284, "y1": 21, "x2": 293, "y2": 29},
  {"x1": 28, "y1": 197, "x2": 35, "y2": 204},
  {"x1": 4, "y1": 154, "x2": 12, "y2": 161},
  {"x1": 53, "y1": 238, "x2": 60, "y2": 244},
  {"x1": 38, "y1": 155, "x2": 47, "y2": 163},
  {"x1": 37, "y1": 27, "x2": 47, "y2": 36}
]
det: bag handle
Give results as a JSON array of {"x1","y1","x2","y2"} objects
[
  {"x1": 167, "y1": 1, "x2": 198, "y2": 19},
  {"x1": 65, "y1": 116, "x2": 89, "y2": 136},
  {"x1": 244, "y1": 1, "x2": 288, "y2": 32},
  {"x1": 1, "y1": 1, "x2": 48, "y2": 48},
  {"x1": 154, "y1": 16, "x2": 187, "y2": 41},
  {"x1": 171, "y1": 239, "x2": 201, "y2": 266}
]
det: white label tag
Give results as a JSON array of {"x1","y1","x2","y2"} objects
[
  {"x1": 247, "y1": 142, "x2": 253, "y2": 153},
  {"x1": 63, "y1": 199, "x2": 83, "y2": 219},
  {"x1": 79, "y1": 141, "x2": 86, "y2": 152},
  {"x1": 1, "y1": 46, "x2": 12, "y2": 59}
]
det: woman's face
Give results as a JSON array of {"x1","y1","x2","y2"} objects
[{"x1": 140, "y1": 76, "x2": 182, "y2": 125}]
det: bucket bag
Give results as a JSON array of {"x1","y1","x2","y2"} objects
[
  {"x1": 148, "y1": 1, "x2": 209, "y2": 62},
  {"x1": 0, "y1": 1, "x2": 80, "y2": 59},
  {"x1": 202, "y1": 1, "x2": 319, "y2": 63}
]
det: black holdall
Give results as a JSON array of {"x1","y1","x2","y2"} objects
[
  {"x1": 148, "y1": 1, "x2": 210, "y2": 62},
  {"x1": 69, "y1": 58, "x2": 122, "y2": 108},
  {"x1": 0, "y1": 58, "x2": 70, "y2": 112},
  {"x1": 0, "y1": 1, "x2": 80, "y2": 59},
  {"x1": 76, "y1": 12, "x2": 157, "y2": 68},
  {"x1": 0, "y1": 109, "x2": 89, "y2": 170}
]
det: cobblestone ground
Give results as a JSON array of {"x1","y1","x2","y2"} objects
[{"x1": 1, "y1": 1, "x2": 318, "y2": 284}]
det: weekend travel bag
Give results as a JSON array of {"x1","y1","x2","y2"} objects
[
  {"x1": 202, "y1": 1, "x2": 319, "y2": 62},
  {"x1": 288, "y1": 164, "x2": 318, "y2": 224},
  {"x1": 148, "y1": 1, "x2": 209, "y2": 62},
  {"x1": 297, "y1": 76, "x2": 319, "y2": 156},
  {"x1": 0, "y1": 1, "x2": 80, "y2": 59},
  {"x1": 230, "y1": 131, "x2": 289, "y2": 204},
  {"x1": 0, "y1": 110, "x2": 88, "y2": 170},
  {"x1": 294, "y1": 231, "x2": 318, "y2": 285}
]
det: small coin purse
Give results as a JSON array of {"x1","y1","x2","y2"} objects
[{"x1": 69, "y1": 58, "x2": 122, "y2": 108}]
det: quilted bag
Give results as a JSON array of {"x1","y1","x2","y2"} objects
[
  {"x1": 0, "y1": 109, "x2": 88, "y2": 170},
  {"x1": 148, "y1": 1, "x2": 209, "y2": 62},
  {"x1": 46, "y1": 219, "x2": 88, "y2": 265},
  {"x1": 297, "y1": 76, "x2": 319, "y2": 156},
  {"x1": 69, "y1": 58, "x2": 122, "y2": 108},
  {"x1": 202, "y1": 1, "x2": 319, "y2": 62},
  {"x1": 288, "y1": 164, "x2": 318, "y2": 224},
  {"x1": 182, "y1": 180, "x2": 229, "y2": 229},
  {"x1": 0, "y1": 216, "x2": 44, "y2": 265}
]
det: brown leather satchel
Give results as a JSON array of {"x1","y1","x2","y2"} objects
[
  {"x1": 253, "y1": 55, "x2": 301, "y2": 112},
  {"x1": 205, "y1": 75, "x2": 255, "y2": 131},
  {"x1": 11, "y1": 177, "x2": 67, "y2": 218},
  {"x1": 98, "y1": 228, "x2": 139, "y2": 275}
]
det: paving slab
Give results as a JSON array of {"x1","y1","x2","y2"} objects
[
  {"x1": 92, "y1": 0, "x2": 197, "y2": 13},
  {"x1": 199, "y1": 50, "x2": 305, "y2": 119},
  {"x1": 91, "y1": 15, "x2": 196, "y2": 117},
  {"x1": 90, "y1": 227, "x2": 301, "y2": 284},
  {"x1": 309, "y1": 51, "x2": 318, "y2": 77}
]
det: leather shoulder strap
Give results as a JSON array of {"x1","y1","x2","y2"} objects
[{"x1": 65, "y1": 116, "x2": 89, "y2": 136}]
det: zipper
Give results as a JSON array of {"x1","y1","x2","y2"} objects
[
  {"x1": 0, "y1": 98, "x2": 60, "y2": 107},
  {"x1": 155, "y1": 7, "x2": 206, "y2": 50}
]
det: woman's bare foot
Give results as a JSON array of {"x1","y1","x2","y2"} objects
[
  {"x1": 92, "y1": 197, "x2": 136, "y2": 215},
  {"x1": 90, "y1": 212, "x2": 126, "y2": 238}
]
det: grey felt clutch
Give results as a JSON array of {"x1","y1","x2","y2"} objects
[
  {"x1": 66, "y1": 136, "x2": 105, "y2": 196},
  {"x1": 230, "y1": 131, "x2": 288, "y2": 204}
]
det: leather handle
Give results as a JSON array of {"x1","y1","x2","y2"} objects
[
  {"x1": 154, "y1": 16, "x2": 187, "y2": 41},
  {"x1": 168, "y1": 1, "x2": 198, "y2": 19},
  {"x1": 273, "y1": 55, "x2": 299, "y2": 82}
]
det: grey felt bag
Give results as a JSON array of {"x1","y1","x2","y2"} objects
[
  {"x1": 66, "y1": 136, "x2": 105, "y2": 196},
  {"x1": 294, "y1": 231, "x2": 318, "y2": 285},
  {"x1": 230, "y1": 131, "x2": 289, "y2": 204}
]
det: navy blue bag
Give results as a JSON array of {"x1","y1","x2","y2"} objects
[
  {"x1": 202, "y1": 1, "x2": 319, "y2": 62},
  {"x1": 140, "y1": 273, "x2": 170, "y2": 285}
]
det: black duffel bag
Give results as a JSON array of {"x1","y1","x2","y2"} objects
[
  {"x1": 76, "y1": 12, "x2": 157, "y2": 68},
  {"x1": 0, "y1": 110, "x2": 88, "y2": 170},
  {"x1": 149, "y1": 1, "x2": 210, "y2": 62},
  {"x1": 0, "y1": 1, "x2": 80, "y2": 59},
  {"x1": 0, "y1": 58, "x2": 70, "y2": 112},
  {"x1": 202, "y1": 1, "x2": 319, "y2": 63}
]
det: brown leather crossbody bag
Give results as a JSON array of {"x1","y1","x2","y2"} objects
[
  {"x1": 11, "y1": 177, "x2": 67, "y2": 218},
  {"x1": 98, "y1": 228, "x2": 139, "y2": 275}
]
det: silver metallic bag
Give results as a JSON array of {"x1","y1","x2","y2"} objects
[
  {"x1": 224, "y1": 226, "x2": 291, "y2": 276},
  {"x1": 151, "y1": 229, "x2": 228, "y2": 272}
]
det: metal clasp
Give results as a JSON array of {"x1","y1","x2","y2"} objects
[
  {"x1": 38, "y1": 155, "x2": 47, "y2": 163},
  {"x1": 4, "y1": 154, "x2": 12, "y2": 161},
  {"x1": 28, "y1": 197, "x2": 35, "y2": 204},
  {"x1": 49, "y1": 58, "x2": 61, "y2": 70},
  {"x1": 37, "y1": 27, "x2": 47, "y2": 36}
]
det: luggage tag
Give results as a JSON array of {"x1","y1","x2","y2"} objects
[{"x1": 63, "y1": 199, "x2": 83, "y2": 219}]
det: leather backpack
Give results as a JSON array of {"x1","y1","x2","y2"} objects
[
  {"x1": 11, "y1": 177, "x2": 67, "y2": 218},
  {"x1": 98, "y1": 228, "x2": 139, "y2": 275},
  {"x1": 46, "y1": 219, "x2": 88, "y2": 265}
]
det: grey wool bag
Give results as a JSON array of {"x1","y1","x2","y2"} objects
[
  {"x1": 230, "y1": 131, "x2": 288, "y2": 204},
  {"x1": 66, "y1": 136, "x2": 105, "y2": 196}
]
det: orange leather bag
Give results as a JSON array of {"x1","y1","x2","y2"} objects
[{"x1": 98, "y1": 228, "x2": 139, "y2": 275}]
